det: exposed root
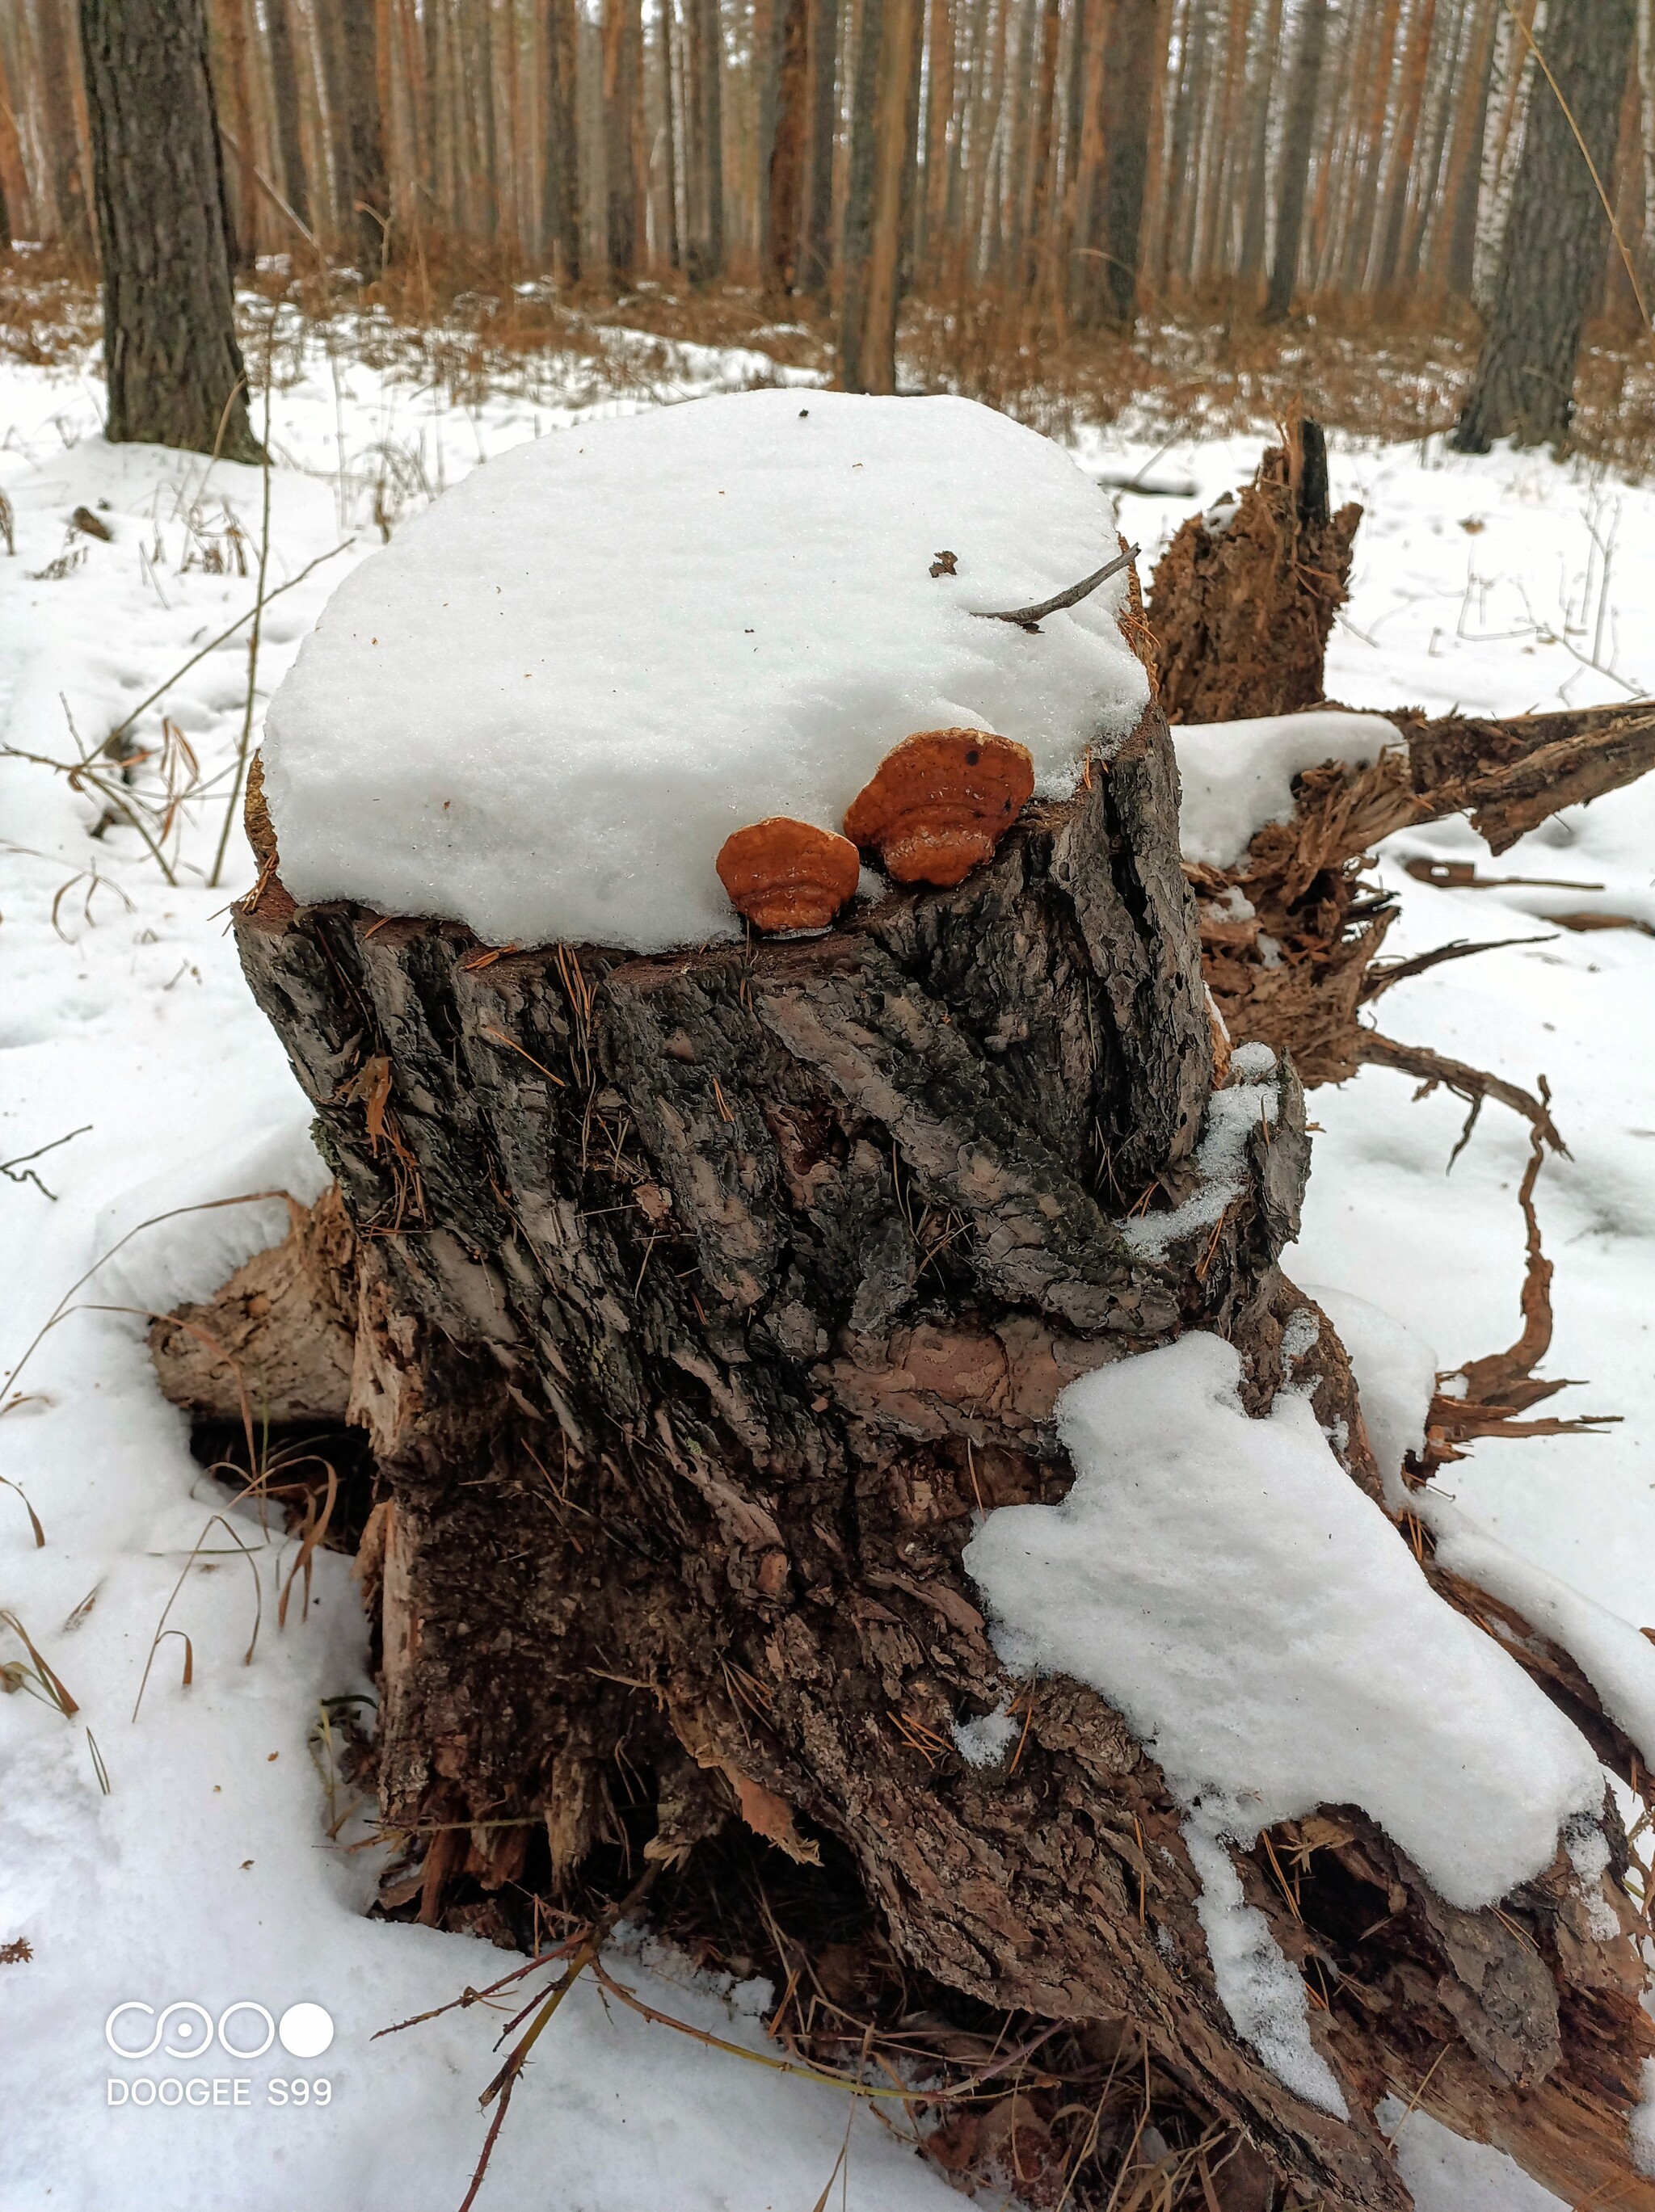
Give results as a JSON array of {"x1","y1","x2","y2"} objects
[{"x1": 1355, "y1": 1033, "x2": 1568, "y2": 1166}]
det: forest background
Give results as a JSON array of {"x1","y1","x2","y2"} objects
[{"x1": 2, "y1": 0, "x2": 1653, "y2": 460}]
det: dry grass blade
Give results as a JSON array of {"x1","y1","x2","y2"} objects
[
  {"x1": 98, "y1": 537, "x2": 353, "y2": 760},
  {"x1": 277, "y1": 1461, "x2": 339, "y2": 1627},
  {"x1": 209, "y1": 352, "x2": 276, "y2": 889},
  {"x1": 0, "y1": 1476, "x2": 45, "y2": 1547},
  {"x1": 0, "y1": 1609, "x2": 78, "y2": 1715},
  {"x1": 86, "y1": 1728, "x2": 112, "y2": 1794},
  {"x1": 131, "y1": 1514, "x2": 263, "y2": 1722}
]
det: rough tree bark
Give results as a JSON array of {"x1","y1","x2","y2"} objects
[
  {"x1": 263, "y1": 0, "x2": 311, "y2": 233},
  {"x1": 542, "y1": 0, "x2": 582, "y2": 284},
  {"x1": 78, "y1": 0, "x2": 261, "y2": 462},
  {"x1": 800, "y1": 0, "x2": 838, "y2": 292},
  {"x1": 766, "y1": 0, "x2": 809, "y2": 292},
  {"x1": 223, "y1": 679, "x2": 1655, "y2": 2207},
  {"x1": 1096, "y1": 0, "x2": 1163, "y2": 331},
  {"x1": 1451, "y1": 0, "x2": 1637, "y2": 452}
]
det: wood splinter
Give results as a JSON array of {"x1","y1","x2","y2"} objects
[
  {"x1": 715, "y1": 816, "x2": 861, "y2": 934},
  {"x1": 844, "y1": 727, "x2": 1035, "y2": 887}
]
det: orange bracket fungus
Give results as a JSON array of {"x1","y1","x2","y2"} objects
[
  {"x1": 715, "y1": 817, "x2": 861, "y2": 934},
  {"x1": 842, "y1": 729, "x2": 1036, "y2": 888}
]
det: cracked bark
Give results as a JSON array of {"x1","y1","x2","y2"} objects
[{"x1": 230, "y1": 701, "x2": 1655, "y2": 2209}]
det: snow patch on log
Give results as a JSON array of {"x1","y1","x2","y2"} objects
[
  {"x1": 1184, "y1": 1821, "x2": 1348, "y2": 2117},
  {"x1": 1322, "y1": 1284, "x2": 1655, "y2": 1773},
  {"x1": 1118, "y1": 1041, "x2": 1279, "y2": 1259},
  {"x1": 960, "y1": 1331, "x2": 1602, "y2": 1913},
  {"x1": 1305, "y1": 1285, "x2": 1439, "y2": 1509},
  {"x1": 1375, "y1": 2096, "x2": 1568, "y2": 2210},
  {"x1": 262, "y1": 389, "x2": 1149, "y2": 953},
  {"x1": 1634, "y1": 2060, "x2": 1655, "y2": 2177},
  {"x1": 1175, "y1": 710, "x2": 1402, "y2": 869},
  {"x1": 1417, "y1": 1491, "x2": 1655, "y2": 1770}
]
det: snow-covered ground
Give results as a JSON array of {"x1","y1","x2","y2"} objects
[{"x1": 2, "y1": 321, "x2": 1653, "y2": 2210}]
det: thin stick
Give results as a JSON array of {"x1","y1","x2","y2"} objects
[
  {"x1": 211, "y1": 348, "x2": 276, "y2": 887},
  {"x1": 973, "y1": 544, "x2": 1139, "y2": 627}
]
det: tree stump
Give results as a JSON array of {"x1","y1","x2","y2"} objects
[
  {"x1": 232, "y1": 701, "x2": 1655, "y2": 2209},
  {"x1": 1147, "y1": 419, "x2": 1362, "y2": 725}
]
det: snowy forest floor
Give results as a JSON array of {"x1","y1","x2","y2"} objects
[{"x1": 1, "y1": 290, "x2": 1653, "y2": 2212}]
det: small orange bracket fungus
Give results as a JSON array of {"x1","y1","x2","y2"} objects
[
  {"x1": 843, "y1": 729, "x2": 1035, "y2": 888},
  {"x1": 716, "y1": 817, "x2": 861, "y2": 934}
]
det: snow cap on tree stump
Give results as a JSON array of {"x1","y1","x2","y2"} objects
[{"x1": 259, "y1": 389, "x2": 1149, "y2": 953}]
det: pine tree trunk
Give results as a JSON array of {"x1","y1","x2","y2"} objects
[
  {"x1": 658, "y1": 0, "x2": 680, "y2": 270},
  {"x1": 918, "y1": 0, "x2": 954, "y2": 273},
  {"x1": 600, "y1": 0, "x2": 637, "y2": 280},
  {"x1": 231, "y1": 688, "x2": 1655, "y2": 2210},
  {"x1": 1452, "y1": 0, "x2": 1636, "y2": 451},
  {"x1": 40, "y1": 0, "x2": 94, "y2": 256},
  {"x1": 767, "y1": 0, "x2": 809, "y2": 289},
  {"x1": 1372, "y1": 0, "x2": 1438, "y2": 291},
  {"x1": 1439, "y1": 0, "x2": 1495, "y2": 295},
  {"x1": 1236, "y1": 0, "x2": 1285, "y2": 287},
  {"x1": 1096, "y1": 0, "x2": 1159, "y2": 329},
  {"x1": 801, "y1": 0, "x2": 839, "y2": 288},
  {"x1": 78, "y1": 0, "x2": 260, "y2": 460},
  {"x1": 1020, "y1": 0, "x2": 1059, "y2": 293},
  {"x1": 542, "y1": 0, "x2": 582, "y2": 280},
  {"x1": 684, "y1": 0, "x2": 722, "y2": 279},
  {"x1": 211, "y1": 0, "x2": 260, "y2": 266},
  {"x1": 1262, "y1": 0, "x2": 1324, "y2": 320},
  {"x1": 266, "y1": 0, "x2": 312, "y2": 229}
]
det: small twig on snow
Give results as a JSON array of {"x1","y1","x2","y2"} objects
[{"x1": 972, "y1": 544, "x2": 1139, "y2": 630}]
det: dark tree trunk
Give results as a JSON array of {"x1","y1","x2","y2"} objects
[
  {"x1": 657, "y1": 0, "x2": 680, "y2": 271},
  {"x1": 38, "y1": 0, "x2": 93, "y2": 257},
  {"x1": 767, "y1": 0, "x2": 809, "y2": 291},
  {"x1": 340, "y1": 0, "x2": 389, "y2": 271},
  {"x1": 837, "y1": 0, "x2": 883, "y2": 386},
  {"x1": 1021, "y1": 0, "x2": 1060, "y2": 295},
  {"x1": 1442, "y1": 0, "x2": 1496, "y2": 297},
  {"x1": 1097, "y1": 0, "x2": 1160, "y2": 330},
  {"x1": 684, "y1": 0, "x2": 722, "y2": 280},
  {"x1": 1451, "y1": 0, "x2": 1637, "y2": 452},
  {"x1": 232, "y1": 690, "x2": 1655, "y2": 2211},
  {"x1": 210, "y1": 0, "x2": 259, "y2": 268},
  {"x1": 601, "y1": 0, "x2": 642, "y2": 282},
  {"x1": 78, "y1": 0, "x2": 259, "y2": 461},
  {"x1": 543, "y1": 0, "x2": 583, "y2": 281},
  {"x1": 1236, "y1": 0, "x2": 1285, "y2": 287},
  {"x1": 801, "y1": 0, "x2": 839, "y2": 291},
  {"x1": 264, "y1": 0, "x2": 311, "y2": 231},
  {"x1": 1262, "y1": 0, "x2": 1325, "y2": 321}
]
